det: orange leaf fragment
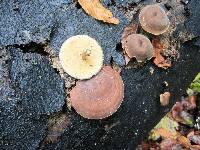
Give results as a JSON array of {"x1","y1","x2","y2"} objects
[
  {"x1": 78, "y1": 0, "x2": 119, "y2": 24},
  {"x1": 152, "y1": 39, "x2": 171, "y2": 69},
  {"x1": 176, "y1": 132, "x2": 191, "y2": 148},
  {"x1": 154, "y1": 128, "x2": 175, "y2": 139}
]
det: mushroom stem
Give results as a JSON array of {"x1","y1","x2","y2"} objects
[{"x1": 81, "y1": 49, "x2": 91, "y2": 61}]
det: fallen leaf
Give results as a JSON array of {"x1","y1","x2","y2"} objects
[
  {"x1": 149, "y1": 114, "x2": 178, "y2": 140},
  {"x1": 188, "y1": 95, "x2": 197, "y2": 109},
  {"x1": 171, "y1": 102, "x2": 184, "y2": 123},
  {"x1": 154, "y1": 128, "x2": 175, "y2": 139},
  {"x1": 179, "y1": 111, "x2": 194, "y2": 126},
  {"x1": 78, "y1": 0, "x2": 119, "y2": 24},
  {"x1": 160, "y1": 138, "x2": 178, "y2": 150},
  {"x1": 187, "y1": 130, "x2": 194, "y2": 138},
  {"x1": 190, "y1": 145, "x2": 200, "y2": 150},
  {"x1": 140, "y1": 141, "x2": 160, "y2": 150},
  {"x1": 152, "y1": 39, "x2": 172, "y2": 69},
  {"x1": 181, "y1": 96, "x2": 197, "y2": 110},
  {"x1": 176, "y1": 132, "x2": 191, "y2": 148},
  {"x1": 188, "y1": 131, "x2": 200, "y2": 145},
  {"x1": 45, "y1": 114, "x2": 70, "y2": 143}
]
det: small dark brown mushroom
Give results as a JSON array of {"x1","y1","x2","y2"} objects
[
  {"x1": 122, "y1": 34, "x2": 154, "y2": 62},
  {"x1": 70, "y1": 66, "x2": 124, "y2": 119},
  {"x1": 139, "y1": 4, "x2": 170, "y2": 35}
]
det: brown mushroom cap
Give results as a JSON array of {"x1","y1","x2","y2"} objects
[
  {"x1": 59, "y1": 35, "x2": 103, "y2": 80},
  {"x1": 70, "y1": 66, "x2": 124, "y2": 119},
  {"x1": 123, "y1": 34, "x2": 154, "y2": 62},
  {"x1": 139, "y1": 4, "x2": 170, "y2": 35}
]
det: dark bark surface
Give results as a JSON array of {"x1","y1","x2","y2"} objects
[{"x1": 0, "y1": 47, "x2": 65, "y2": 149}]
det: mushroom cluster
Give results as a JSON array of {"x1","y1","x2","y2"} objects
[
  {"x1": 122, "y1": 4, "x2": 170, "y2": 64},
  {"x1": 59, "y1": 35, "x2": 124, "y2": 119},
  {"x1": 59, "y1": 35, "x2": 103, "y2": 80},
  {"x1": 70, "y1": 66, "x2": 124, "y2": 119},
  {"x1": 59, "y1": 3, "x2": 171, "y2": 119}
]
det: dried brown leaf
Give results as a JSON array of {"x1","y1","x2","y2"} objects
[
  {"x1": 140, "y1": 141, "x2": 160, "y2": 150},
  {"x1": 78, "y1": 0, "x2": 119, "y2": 24},
  {"x1": 152, "y1": 39, "x2": 171, "y2": 69},
  {"x1": 154, "y1": 128, "x2": 175, "y2": 139},
  {"x1": 188, "y1": 95, "x2": 197, "y2": 109},
  {"x1": 187, "y1": 131, "x2": 200, "y2": 145},
  {"x1": 45, "y1": 114, "x2": 70, "y2": 143},
  {"x1": 176, "y1": 132, "x2": 191, "y2": 148},
  {"x1": 171, "y1": 102, "x2": 184, "y2": 123},
  {"x1": 190, "y1": 145, "x2": 200, "y2": 150},
  {"x1": 160, "y1": 138, "x2": 177, "y2": 150}
]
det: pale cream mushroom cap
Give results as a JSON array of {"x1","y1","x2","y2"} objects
[{"x1": 59, "y1": 35, "x2": 103, "y2": 79}]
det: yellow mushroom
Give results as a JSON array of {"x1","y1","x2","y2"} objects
[{"x1": 59, "y1": 35, "x2": 104, "y2": 79}]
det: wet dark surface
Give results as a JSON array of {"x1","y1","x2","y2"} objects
[
  {"x1": 48, "y1": 4, "x2": 127, "y2": 64},
  {"x1": 43, "y1": 42, "x2": 200, "y2": 150},
  {"x1": 9, "y1": 48, "x2": 65, "y2": 115},
  {"x1": 0, "y1": 48, "x2": 65, "y2": 149},
  {"x1": 0, "y1": 0, "x2": 200, "y2": 149},
  {"x1": 185, "y1": 0, "x2": 200, "y2": 47},
  {"x1": 185, "y1": 0, "x2": 200, "y2": 37},
  {"x1": 0, "y1": 0, "x2": 128, "y2": 64},
  {"x1": 0, "y1": 0, "x2": 56, "y2": 46}
]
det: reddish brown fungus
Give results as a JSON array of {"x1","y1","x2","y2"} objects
[
  {"x1": 139, "y1": 4, "x2": 170, "y2": 35},
  {"x1": 122, "y1": 34, "x2": 154, "y2": 62},
  {"x1": 70, "y1": 66, "x2": 124, "y2": 119},
  {"x1": 188, "y1": 95, "x2": 197, "y2": 109},
  {"x1": 160, "y1": 92, "x2": 171, "y2": 106}
]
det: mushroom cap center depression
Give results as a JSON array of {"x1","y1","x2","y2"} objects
[
  {"x1": 124, "y1": 34, "x2": 154, "y2": 62},
  {"x1": 139, "y1": 4, "x2": 170, "y2": 35}
]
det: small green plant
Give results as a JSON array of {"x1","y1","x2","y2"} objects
[{"x1": 189, "y1": 73, "x2": 200, "y2": 93}]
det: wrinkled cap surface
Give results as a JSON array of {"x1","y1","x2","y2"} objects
[
  {"x1": 59, "y1": 35, "x2": 103, "y2": 79},
  {"x1": 70, "y1": 66, "x2": 124, "y2": 119},
  {"x1": 139, "y1": 4, "x2": 170, "y2": 35},
  {"x1": 123, "y1": 34, "x2": 154, "y2": 62}
]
